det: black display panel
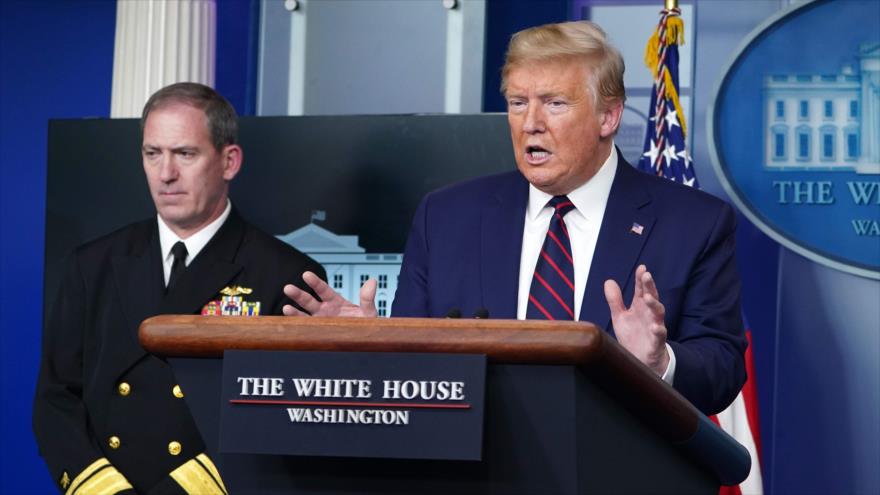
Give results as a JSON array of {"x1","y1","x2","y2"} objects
[{"x1": 45, "y1": 114, "x2": 514, "y2": 312}]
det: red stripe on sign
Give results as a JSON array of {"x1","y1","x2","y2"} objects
[{"x1": 230, "y1": 399, "x2": 471, "y2": 409}]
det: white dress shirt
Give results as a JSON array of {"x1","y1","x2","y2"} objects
[
  {"x1": 157, "y1": 200, "x2": 232, "y2": 286},
  {"x1": 515, "y1": 147, "x2": 676, "y2": 383}
]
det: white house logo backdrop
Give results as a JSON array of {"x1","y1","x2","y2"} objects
[
  {"x1": 277, "y1": 215, "x2": 402, "y2": 316},
  {"x1": 709, "y1": 0, "x2": 879, "y2": 279}
]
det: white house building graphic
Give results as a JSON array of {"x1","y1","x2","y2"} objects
[
  {"x1": 763, "y1": 42, "x2": 879, "y2": 174},
  {"x1": 277, "y1": 222, "x2": 402, "y2": 317}
]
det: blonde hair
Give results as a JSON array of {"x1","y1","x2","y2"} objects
[{"x1": 501, "y1": 21, "x2": 626, "y2": 110}]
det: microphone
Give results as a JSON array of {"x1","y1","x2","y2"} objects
[
  {"x1": 473, "y1": 308, "x2": 489, "y2": 319},
  {"x1": 445, "y1": 308, "x2": 462, "y2": 318}
]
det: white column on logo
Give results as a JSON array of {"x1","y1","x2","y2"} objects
[
  {"x1": 111, "y1": 0, "x2": 217, "y2": 118},
  {"x1": 858, "y1": 43, "x2": 880, "y2": 170}
]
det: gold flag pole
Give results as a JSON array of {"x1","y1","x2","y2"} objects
[{"x1": 665, "y1": 0, "x2": 679, "y2": 10}]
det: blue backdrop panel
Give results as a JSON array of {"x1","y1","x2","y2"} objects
[{"x1": 0, "y1": 1, "x2": 116, "y2": 492}]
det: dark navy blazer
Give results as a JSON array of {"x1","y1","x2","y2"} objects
[
  {"x1": 392, "y1": 155, "x2": 747, "y2": 415},
  {"x1": 34, "y1": 210, "x2": 325, "y2": 492}
]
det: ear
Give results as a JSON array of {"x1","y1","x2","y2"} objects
[
  {"x1": 221, "y1": 144, "x2": 243, "y2": 181},
  {"x1": 598, "y1": 100, "x2": 624, "y2": 139}
]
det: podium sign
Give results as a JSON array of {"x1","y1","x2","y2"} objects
[{"x1": 219, "y1": 350, "x2": 486, "y2": 460}]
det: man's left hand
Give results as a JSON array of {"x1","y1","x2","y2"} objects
[
  {"x1": 603, "y1": 264, "x2": 669, "y2": 376},
  {"x1": 282, "y1": 271, "x2": 377, "y2": 317}
]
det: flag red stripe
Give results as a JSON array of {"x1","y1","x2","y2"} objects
[
  {"x1": 710, "y1": 328, "x2": 762, "y2": 494},
  {"x1": 718, "y1": 485, "x2": 743, "y2": 495},
  {"x1": 742, "y1": 329, "x2": 762, "y2": 464},
  {"x1": 708, "y1": 416, "x2": 744, "y2": 494}
]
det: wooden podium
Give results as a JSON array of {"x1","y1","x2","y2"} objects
[{"x1": 140, "y1": 316, "x2": 749, "y2": 494}]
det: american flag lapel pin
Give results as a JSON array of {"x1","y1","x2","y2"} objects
[{"x1": 630, "y1": 222, "x2": 644, "y2": 235}]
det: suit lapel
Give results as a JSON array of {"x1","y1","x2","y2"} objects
[
  {"x1": 579, "y1": 155, "x2": 655, "y2": 332},
  {"x1": 158, "y1": 210, "x2": 245, "y2": 315},
  {"x1": 111, "y1": 221, "x2": 165, "y2": 374},
  {"x1": 108, "y1": 213, "x2": 245, "y2": 377},
  {"x1": 481, "y1": 174, "x2": 529, "y2": 319}
]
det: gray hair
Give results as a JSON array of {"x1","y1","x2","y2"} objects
[{"x1": 141, "y1": 82, "x2": 238, "y2": 151}]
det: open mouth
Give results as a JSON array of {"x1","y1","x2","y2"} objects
[{"x1": 526, "y1": 145, "x2": 552, "y2": 163}]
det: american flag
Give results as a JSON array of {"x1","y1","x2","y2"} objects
[
  {"x1": 638, "y1": 9, "x2": 763, "y2": 494},
  {"x1": 637, "y1": 7, "x2": 699, "y2": 188}
]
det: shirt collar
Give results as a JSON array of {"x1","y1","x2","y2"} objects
[
  {"x1": 158, "y1": 199, "x2": 232, "y2": 265},
  {"x1": 526, "y1": 144, "x2": 618, "y2": 221}
]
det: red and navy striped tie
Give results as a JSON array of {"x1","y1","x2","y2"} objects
[{"x1": 527, "y1": 195, "x2": 576, "y2": 320}]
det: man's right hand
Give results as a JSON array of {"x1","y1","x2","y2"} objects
[
  {"x1": 282, "y1": 271, "x2": 378, "y2": 317},
  {"x1": 603, "y1": 264, "x2": 669, "y2": 376}
]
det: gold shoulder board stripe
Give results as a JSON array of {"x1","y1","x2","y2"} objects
[
  {"x1": 66, "y1": 458, "x2": 132, "y2": 495},
  {"x1": 170, "y1": 453, "x2": 227, "y2": 495}
]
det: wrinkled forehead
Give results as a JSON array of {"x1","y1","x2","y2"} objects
[
  {"x1": 503, "y1": 58, "x2": 594, "y2": 96},
  {"x1": 144, "y1": 99, "x2": 210, "y2": 133},
  {"x1": 145, "y1": 99, "x2": 210, "y2": 126},
  {"x1": 142, "y1": 102, "x2": 213, "y2": 148}
]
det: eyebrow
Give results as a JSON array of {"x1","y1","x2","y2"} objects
[
  {"x1": 141, "y1": 145, "x2": 198, "y2": 153},
  {"x1": 504, "y1": 89, "x2": 566, "y2": 99},
  {"x1": 538, "y1": 90, "x2": 567, "y2": 99}
]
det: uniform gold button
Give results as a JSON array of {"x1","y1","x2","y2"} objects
[
  {"x1": 172, "y1": 385, "x2": 184, "y2": 398},
  {"x1": 118, "y1": 382, "x2": 131, "y2": 396},
  {"x1": 108, "y1": 436, "x2": 121, "y2": 449},
  {"x1": 168, "y1": 441, "x2": 182, "y2": 456}
]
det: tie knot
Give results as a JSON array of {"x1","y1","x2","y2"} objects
[
  {"x1": 170, "y1": 241, "x2": 188, "y2": 263},
  {"x1": 548, "y1": 195, "x2": 575, "y2": 217}
]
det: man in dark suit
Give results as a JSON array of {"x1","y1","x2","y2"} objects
[
  {"x1": 283, "y1": 21, "x2": 746, "y2": 416},
  {"x1": 33, "y1": 83, "x2": 324, "y2": 494}
]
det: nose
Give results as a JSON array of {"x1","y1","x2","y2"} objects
[
  {"x1": 523, "y1": 102, "x2": 545, "y2": 134},
  {"x1": 158, "y1": 155, "x2": 178, "y2": 183}
]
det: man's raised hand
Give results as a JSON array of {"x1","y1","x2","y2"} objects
[
  {"x1": 282, "y1": 271, "x2": 378, "y2": 317},
  {"x1": 603, "y1": 264, "x2": 669, "y2": 376}
]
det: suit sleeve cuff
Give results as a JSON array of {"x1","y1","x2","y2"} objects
[
  {"x1": 169, "y1": 453, "x2": 227, "y2": 495},
  {"x1": 63, "y1": 458, "x2": 133, "y2": 495},
  {"x1": 660, "y1": 342, "x2": 676, "y2": 385}
]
